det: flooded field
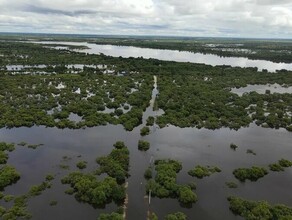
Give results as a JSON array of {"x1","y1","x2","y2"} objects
[{"x1": 0, "y1": 75, "x2": 291, "y2": 219}]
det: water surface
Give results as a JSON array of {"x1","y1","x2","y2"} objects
[
  {"x1": 0, "y1": 75, "x2": 291, "y2": 219},
  {"x1": 33, "y1": 41, "x2": 292, "y2": 72}
]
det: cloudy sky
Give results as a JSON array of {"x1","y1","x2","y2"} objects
[{"x1": 0, "y1": 0, "x2": 292, "y2": 38}]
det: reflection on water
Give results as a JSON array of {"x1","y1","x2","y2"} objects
[
  {"x1": 0, "y1": 123, "x2": 291, "y2": 220},
  {"x1": 231, "y1": 83, "x2": 292, "y2": 96},
  {"x1": 0, "y1": 76, "x2": 291, "y2": 220},
  {"x1": 32, "y1": 41, "x2": 292, "y2": 72}
]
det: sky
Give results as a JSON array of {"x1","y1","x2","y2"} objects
[{"x1": 0, "y1": 0, "x2": 292, "y2": 38}]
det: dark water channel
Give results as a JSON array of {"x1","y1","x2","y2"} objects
[{"x1": 0, "y1": 75, "x2": 291, "y2": 219}]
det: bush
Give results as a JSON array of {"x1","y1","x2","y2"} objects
[
  {"x1": 140, "y1": 126, "x2": 150, "y2": 136},
  {"x1": 227, "y1": 196, "x2": 292, "y2": 219},
  {"x1": 98, "y1": 212, "x2": 123, "y2": 220},
  {"x1": 188, "y1": 165, "x2": 221, "y2": 178},
  {"x1": 76, "y1": 161, "x2": 87, "y2": 169},
  {"x1": 146, "y1": 116, "x2": 155, "y2": 126},
  {"x1": 144, "y1": 167, "x2": 153, "y2": 179},
  {"x1": 165, "y1": 212, "x2": 187, "y2": 220},
  {"x1": 0, "y1": 152, "x2": 8, "y2": 164},
  {"x1": 233, "y1": 166, "x2": 268, "y2": 182},
  {"x1": 178, "y1": 185, "x2": 198, "y2": 204},
  {"x1": 278, "y1": 159, "x2": 292, "y2": 167},
  {"x1": 269, "y1": 163, "x2": 284, "y2": 172},
  {"x1": 45, "y1": 174, "x2": 55, "y2": 181},
  {"x1": 113, "y1": 141, "x2": 126, "y2": 149},
  {"x1": 0, "y1": 165, "x2": 20, "y2": 190},
  {"x1": 138, "y1": 140, "x2": 150, "y2": 151}
]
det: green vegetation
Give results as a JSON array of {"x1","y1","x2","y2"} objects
[
  {"x1": 155, "y1": 70, "x2": 292, "y2": 131},
  {"x1": 0, "y1": 165, "x2": 20, "y2": 190},
  {"x1": 76, "y1": 161, "x2": 87, "y2": 169},
  {"x1": 149, "y1": 212, "x2": 158, "y2": 220},
  {"x1": 188, "y1": 165, "x2": 221, "y2": 179},
  {"x1": 45, "y1": 174, "x2": 55, "y2": 181},
  {"x1": 138, "y1": 140, "x2": 150, "y2": 151},
  {"x1": 0, "y1": 64, "x2": 153, "y2": 131},
  {"x1": 146, "y1": 116, "x2": 155, "y2": 126},
  {"x1": 0, "y1": 142, "x2": 15, "y2": 152},
  {"x1": 140, "y1": 126, "x2": 150, "y2": 136},
  {"x1": 61, "y1": 172, "x2": 125, "y2": 207},
  {"x1": 0, "y1": 175, "x2": 54, "y2": 220},
  {"x1": 144, "y1": 167, "x2": 153, "y2": 179},
  {"x1": 3, "y1": 195, "x2": 14, "y2": 202},
  {"x1": 96, "y1": 143, "x2": 129, "y2": 183},
  {"x1": 165, "y1": 212, "x2": 187, "y2": 220},
  {"x1": 187, "y1": 181, "x2": 197, "y2": 190},
  {"x1": 269, "y1": 163, "x2": 284, "y2": 172},
  {"x1": 233, "y1": 166, "x2": 268, "y2": 182},
  {"x1": 146, "y1": 159, "x2": 197, "y2": 205},
  {"x1": 0, "y1": 40, "x2": 291, "y2": 132},
  {"x1": 29, "y1": 181, "x2": 52, "y2": 196},
  {"x1": 225, "y1": 181, "x2": 238, "y2": 188},
  {"x1": 228, "y1": 196, "x2": 292, "y2": 220},
  {"x1": 269, "y1": 159, "x2": 292, "y2": 171},
  {"x1": 97, "y1": 212, "x2": 123, "y2": 220},
  {"x1": 0, "y1": 195, "x2": 32, "y2": 220},
  {"x1": 113, "y1": 141, "x2": 126, "y2": 149},
  {"x1": 0, "y1": 151, "x2": 8, "y2": 164},
  {"x1": 278, "y1": 159, "x2": 292, "y2": 167}
]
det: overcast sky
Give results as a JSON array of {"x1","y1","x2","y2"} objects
[{"x1": 0, "y1": 0, "x2": 292, "y2": 38}]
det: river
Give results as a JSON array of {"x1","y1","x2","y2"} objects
[{"x1": 32, "y1": 41, "x2": 292, "y2": 72}]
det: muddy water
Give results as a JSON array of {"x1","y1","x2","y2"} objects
[{"x1": 0, "y1": 75, "x2": 291, "y2": 219}]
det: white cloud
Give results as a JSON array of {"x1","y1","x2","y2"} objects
[{"x1": 0, "y1": 0, "x2": 291, "y2": 38}]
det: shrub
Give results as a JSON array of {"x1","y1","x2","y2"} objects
[
  {"x1": 138, "y1": 140, "x2": 150, "y2": 151},
  {"x1": 233, "y1": 166, "x2": 268, "y2": 182},
  {"x1": 188, "y1": 165, "x2": 221, "y2": 178},
  {"x1": 140, "y1": 126, "x2": 150, "y2": 136},
  {"x1": 76, "y1": 161, "x2": 87, "y2": 169}
]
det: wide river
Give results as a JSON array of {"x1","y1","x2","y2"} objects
[
  {"x1": 35, "y1": 41, "x2": 292, "y2": 72},
  {"x1": 1, "y1": 42, "x2": 291, "y2": 220}
]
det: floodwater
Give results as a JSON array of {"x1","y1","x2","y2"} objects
[
  {"x1": 32, "y1": 41, "x2": 292, "y2": 72},
  {"x1": 231, "y1": 83, "x2": 292, "y2": 96},
  {"x1": 0, "y1": 75, "x2": 292, "y2": 220}
]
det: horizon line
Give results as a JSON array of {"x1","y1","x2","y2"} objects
[{"x1": 1, "y1": 31, "x2": 292, "y2": 41}]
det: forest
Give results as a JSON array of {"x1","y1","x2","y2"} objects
[{"x1": 0, "y1": 40, "x2": 291, "y2": 131}]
